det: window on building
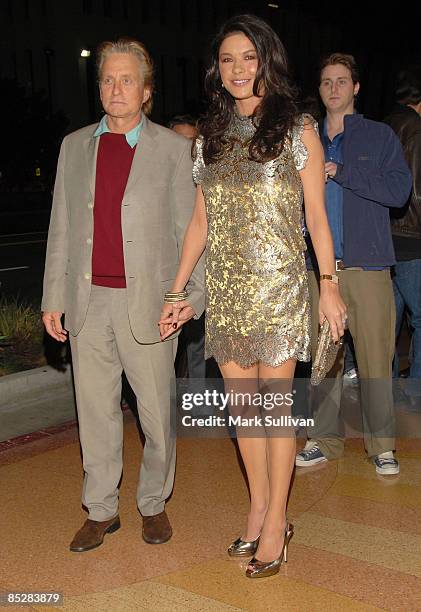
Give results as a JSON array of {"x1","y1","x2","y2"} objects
[
  {"x1": 160, "y1": 55, "x2": 166, "y2": 115},
  {"x1": 112, "y1": 0, "x2": 128, "y2": 20},
  {"x1": 159, "y1": 0, "x2": 166, "y2": 25},
  {"x1": 176, "y1": 57, "x2": 187, "y2": 110},
  {"x1": 44, "y1": 48, "x2": 55, "y2": 118},
  {"x1": 198, "y1": 60, "x2": 206, "y2": 97},
  {"x1": 103, "y1": 0, "x2": 112, "y2": 18},
  {"x1": 141, "y1": 1, "x2": 149, "y2": 23},
  {"x1": 24, "y1": 49, "x2": 34, "y2": 93},
  {"x1": 83, "y1": 0, "x2": 93, "y2": 15},
  {"x1": 180, "y1": 0, "x2": 195, "y2": 28},
  {"x1": 195, "y1": 0, "x2": 203, "y2": 30},
  {"x1": 12, "y1": 51, "x2": 17, "y2": 80},
  {"x1": 7, "y1": 0, "x2": 14, "y2": 20}
]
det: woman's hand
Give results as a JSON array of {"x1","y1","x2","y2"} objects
[
  {"x1": 324, "y1": 161, "x2": 338, "y2": 181},
  {"x1": 318, "y1": 282, "x2": 347, "y2": 343},
  {"x1": 158, "y1": 300, "x2": 196, "y2": 340}
]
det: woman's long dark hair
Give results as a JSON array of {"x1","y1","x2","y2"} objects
[{"x1": 199, "y1": 14, "x2": 299, "y2": 164}]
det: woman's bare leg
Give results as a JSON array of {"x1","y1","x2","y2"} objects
[
  {"x1": 251, "y1": 358, "x2": 296, "y2": 563},
  {"x1": 219, "y1": 361, "x2": 269, "y2": 541}
]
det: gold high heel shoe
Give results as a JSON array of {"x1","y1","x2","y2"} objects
[
  {"x1": 245, "y1": 522, "x2": 294, "y2": 578},
  {"x1": 228, "y1": 535, "x2": 259, "y2": 557}
]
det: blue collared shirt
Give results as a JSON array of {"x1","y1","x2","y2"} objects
[
  {"x1": 322, "y1": 119, "x2": 344, "y2": 260},
  {"x1": 93, "y1": 115, "x2": 144, "y2": 148}
]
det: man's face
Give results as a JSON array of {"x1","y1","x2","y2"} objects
[
  {"x1": 172, "y1": 123, "x2": 198, "y2": 140},
  {"x1": 319, "y1": 64, "x2": 360, "y2": 114},
  {"x1": 99, "y1": 53, "x2": 150, "y2": 120}
]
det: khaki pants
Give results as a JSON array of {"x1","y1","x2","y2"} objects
[
  {"x1": 70, "y1": 286, "x2": 177, "y2": 521},
  {"x1": 307, "y1": 270, "x2": 396, "y2": 459}
]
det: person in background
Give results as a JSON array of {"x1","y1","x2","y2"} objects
[
  {"x1": 296, "y1": 53, "x2": 412, "y2": 475},
  {"x1": 343, "y1": 333, "x2": 358, "y2": 383},
  {"x1": 168, "y1": 114, "x2": 198, "y2": 140},
  {"x1": 384, "y1": 66, "x2": 421, "y2": 410}
]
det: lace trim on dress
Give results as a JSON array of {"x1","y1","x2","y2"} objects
[
  {"x1": 291, "y1": 113, "x2": 318, "y2": 171},
  {"x1": 192, "y1": 136, "x2": 205, "y2": 185},
  {"x1": 205, "y1": 335, "x2": 311, "y2": 368}
]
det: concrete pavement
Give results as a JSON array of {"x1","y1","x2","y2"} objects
[{"x1": 0, "y1": 365, "x2": 76, "y2": 441}]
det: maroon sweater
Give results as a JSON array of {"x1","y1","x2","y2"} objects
[{"x1": 92, "y1": 133, "x2": 136, "y2": 288}]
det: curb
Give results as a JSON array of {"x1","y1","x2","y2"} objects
[{"x1": 0, "y1": 365, "x2": 73, "y2": 408}]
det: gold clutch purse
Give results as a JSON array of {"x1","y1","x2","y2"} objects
[{"x1": 311, "y1": 319, "x2": 343, "y2": 386}]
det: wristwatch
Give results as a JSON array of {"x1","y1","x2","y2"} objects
[{"x1": 320, "y1": 274, "x2": 339, "y2": 284}]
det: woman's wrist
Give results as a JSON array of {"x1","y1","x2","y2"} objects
[
  {"x1": 319, "y1": 273, "x2": 339, "y2": 284},
  {"x1": 319, "y1": 280, "x2": 340, "y2": 293},
  {"x1": 169, "y1": 282, "x2": 187, "y2": 293}
]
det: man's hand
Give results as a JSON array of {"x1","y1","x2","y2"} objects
[
  {"x1": 325, "y1": 161, "x2": 338, "y2": 181},
  {"x1": 42, "y1": 311, "x2": 67, "y2": 342},
  {"x1": 158, "y1": 301, "x2": 196, "y2": 340}
]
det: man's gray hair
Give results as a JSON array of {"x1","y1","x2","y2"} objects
[{"x1": 96, "y1": 37, "x2": 154, "y2": 115}]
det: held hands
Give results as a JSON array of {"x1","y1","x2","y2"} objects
[
  {"x1": 159, "y1": 301, "x2": 196, "y2": 340},
  {"x1": 318, "y1": 282, "x2": 347, "y2": 343},
  {"x1": 325, "y1": 162, "x2": 338, "y2": 182},
  {"x1": 42, "y1": 311, "x2": 67, "y2": 342}
]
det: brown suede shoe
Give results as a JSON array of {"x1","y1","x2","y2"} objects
[
  {"x1": 69, "y1": 516, "x2": 120, "y2": 552},
  {"x1": 142, "y1": 511, "x2": 172, "y2": 544}
]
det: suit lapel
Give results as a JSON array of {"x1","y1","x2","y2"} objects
[
  {"x1": 83, "y1": 127, "x2": 100, "y2": 200},
  {"x1": 124, "y1": 117, "x2": 157, "y2": 197}
]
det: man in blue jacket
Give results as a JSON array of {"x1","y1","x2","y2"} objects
[{"x1": 296, "y1": 53, "x2": 412, "y2": 475}]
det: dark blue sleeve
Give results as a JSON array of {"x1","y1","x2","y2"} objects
[{"x1": 333, "y1": 127, "x2": 412, "y2": 208}]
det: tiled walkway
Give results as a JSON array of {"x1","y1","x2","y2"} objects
[{"x1": 1, "y1": 411, "x2": 421, "y2": 611}]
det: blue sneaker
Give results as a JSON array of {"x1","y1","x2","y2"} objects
[
  {"x1": 295, "y1": 441, "x2": 327, "y2": 467},
  {"x1": 374, "y1": 452, "x2": 400, "y2": 475}
]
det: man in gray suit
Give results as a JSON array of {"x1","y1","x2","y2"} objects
[{"x1": 42, "y1": 38, "x2": 204, "y2": 551}]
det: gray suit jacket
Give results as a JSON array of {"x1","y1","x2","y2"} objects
[{"x1": 42, "y1": 116, "x2": 205, "y2": 343}]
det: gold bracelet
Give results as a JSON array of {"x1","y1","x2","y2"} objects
[
  {"x1": 164, "y1": 290, "x2": 189, "y2": 303},
  {"x1": 319, "y1": 274, "x2": 339, "y2": 284}
]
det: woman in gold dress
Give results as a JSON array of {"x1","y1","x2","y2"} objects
[{"x1": 159, "y1": 14, "x2": 346, "y2": 578}]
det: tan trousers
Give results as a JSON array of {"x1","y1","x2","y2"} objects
[
  {"x1": 70, "y1": 286, "x2": 177, "y2": 521},
  {"x1": 308, "y1": 270, "x2": 396, "y2": 459}
]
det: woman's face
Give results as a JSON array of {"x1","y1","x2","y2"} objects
[{"x1": 218, "y1": 32, "x2": 261, "y2": 111}]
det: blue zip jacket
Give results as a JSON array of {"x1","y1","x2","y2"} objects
[{"x1": 330, "y1": 113, "x2": 412, "y2": 267}]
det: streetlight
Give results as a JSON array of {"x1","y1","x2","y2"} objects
[
  {"x1": 44, "y1": 47, "x2": 54, "y2": 117},
  {"x1": 79, "y1": 48, "x2": 95, "y2": 121}
]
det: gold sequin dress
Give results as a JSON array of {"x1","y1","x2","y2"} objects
[{"x1": 193, "y1": 113, "x2": 313, "y2": 368}]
